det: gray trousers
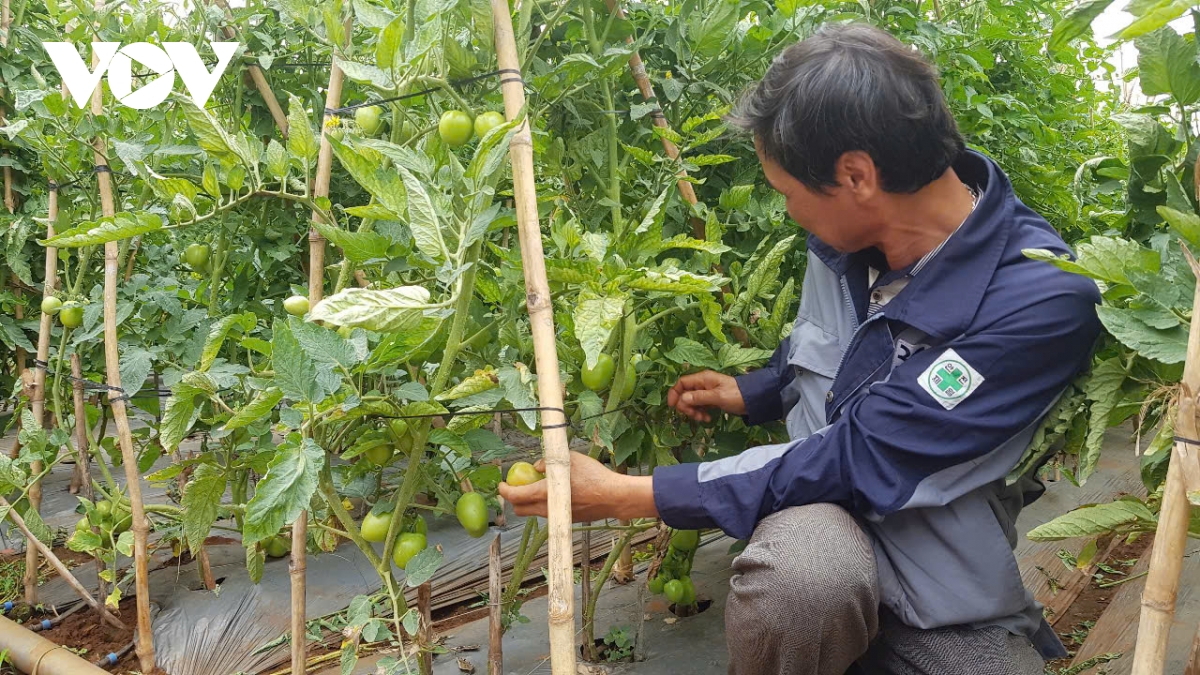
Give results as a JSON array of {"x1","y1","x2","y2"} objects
[{"x1": 725, "y1": 504, "x2": 1045, "y2": 675}]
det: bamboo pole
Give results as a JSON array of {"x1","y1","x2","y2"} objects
[
  {"x1": 211, "y1": 0, "x2": 289, "y2": 138},
  {"x1": 1130, "y1": 250, "x2": 1200, "y2": 675},
  {"x1": 70, "y1": 355, "x2": 92, "y2": 501},
  {"x1": 0, "y1": 0, "x2": 9, "y2": 48},
  {"x1": 0, "y1": 496, "x2": 125, "y2": 629},
  {"x1": 23, "y1": 183, "x2": 59, "y2": 601},
  {"x1": 1186, "y1": 625, "x2": 1200, "y2": 675},
  {"x1": 490, "y1": 1, "x2": 577, "y2": 671},
  {"x1": 488, "y1": 534, "x2": 502, "y2": 675},
  {"x1": 292, "y1": 18, "x2": 351, "y2": 673},
  {"x1": 89, "y1": 16, "x2": 155, "y2": 669}
]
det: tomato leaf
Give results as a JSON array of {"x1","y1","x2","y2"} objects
[
  {"x1": 225, "y1": 388, "x2": 284, "y2": 430},
  {"x1": 403, "y1": 546, "x2": 442, "y2": 586},
  {"x1": 40, "y1": 211, "x2": 164, "y2": 248},
  {"x1": 246, "y1": 542, "x2": 265, "y2": 584},
  {"x1": 574, "y1": 290, "x2": 627, "y2": 369},
  {"x1": 398, "y1": 166, "x2": 448, "y2": 262},
  {"x1": 243, "y1": 437, "x2": 323, "y2": 543},
  {"x1": 664, "y1": 338, "x2": 721, "y2": 371},
  {"x1": 310, "y1": 286, "x2": 432, "y2": 333},
  {"x1": 182, "y1": 462, "x2": 227, "y2": 554},
  {"x1": 1078, "y1": 357, "x2": 1129, "y2": 482},
  {"x1": 1027, "y1": 499, "x2": 1157, "y2": 541},
  {"x1": 1048, "y1": 0, "x2": 1115, "y2": 52},
  {"x1": 311, "y1": 220, "x2": 391, "y2": 263},
  {"x1": 271, "y1": 318, "x2": 325, "y2": 404},
  {"x1": 328, "y1": 136, "x2": 408, "y2": 219},
  {"x1": 1096, "y1": 305, "x2": 1188, "y2": 364},
  {"x1": 201, "y1": 312, "x2": 257, "y2": 371},
  {"x1": 286, "y1": 94, "x2": 319, "y2": 166}
]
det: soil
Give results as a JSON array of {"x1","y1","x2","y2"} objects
[
  {"x1": 1043, "y1": 534, "x2": 1153, "y2": 670},
  {"x1": 35, "y1": 596, "x2": 140, "y2": 673}
]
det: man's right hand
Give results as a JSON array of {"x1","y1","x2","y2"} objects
[{"x1": 668, "y1": 370, "x2": 746, "y2": 422}]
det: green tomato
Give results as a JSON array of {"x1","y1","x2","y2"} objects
[
  {"x1": 264, "y1": 535, "x2": 291, "y2": 558},
  {"x1": 361, "y1": 510, "x2": 393, "y2": 543},
  {"x1": 59, "y1": 305, "x2": 83, "y2": 329},
  {"x1": 648, "y1": 575, "x2": 665, "y2": 595},
  {"x1": 95, "y1": 500, "x2": 113, "y2": 518},
  {"x1": 392, "y1": 532, "x2": 427, "y2": 569},
  {"x1": 581, "y1": 354, "x2": 615, "y2": 391},
  {"x1": 356, "y1": 106, "x2": 383, "y2": 136},
  {"x1": 365, "y1": 443, "x2": 394, "y2": 467},
  {"x1": 283, "y1": 295, "x2": 310, "y2": 317},
  {"x1": 41, "y1": 296, "x2": 62, "y2": 315},
  {"x1": 670, "y1": 529, "x2": 699, "y2": 552},
  {"x1": 663, "y1": 579, "x2": 685, "y2": 604},
  {"x1": 456, "y1": 492, "x2": 489, "y2": 538},
  {"x1": 184, "y1": 243, "x2": 211, "y2": 269},
  {"x1": 505, "y1": 461, "x2": 544, "y2": 487},
  {"x1": 473, "y1": 111, "x2": 506, "y2": 139},
  {"x1": 679, "y1": 576, "x2": 696, "y2": 606},
  {"x1": 439, "y1": 110, "x2": 474, "y2": 148},
  {"x1": 111, "y1": 505, "x2": 132, "y2": 534},
  {"x1": 75, "y1": 518, "x2": 91, "y2": 535}
]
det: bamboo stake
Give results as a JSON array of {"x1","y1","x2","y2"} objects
[
  {"x1": 89, "y1": 17, "x2": 155, "y2": 669},
  {"x1": 0, "y1": 0, "x2": 9, "y2": 48},
  {"x1": 1130, "y1": 250, "x2": 1200, "y2": 675},
  {"x1": 1186, "y1": 625, "x2": 1200, "y2": 675},
  {"x1": 0, "y1": 496, "x2": 126, "y2": 630},
  {"x1": 581, "y1": 529, "x2": 593, "y2": 661},
  {"x1": 23, "y1": 183, "x2": 58, "y2": 602},
  {"x1": 418, "y1": 581, "x2": 433, "y2": 675},
  {"x1": 491, "y1": 2, "x2": 577, "y2": 672},
  {"x1": 211, "y1": 0, "x2": 288, "y2": 138},
  {"x1": 70, "y1": 354, "x2": 92, "y2": 502},
  {"x1": 488, "y1": 534, "x2": 502, "y2": 675},
  {"x1": 292, "y1": 18, "x2": 352, "y2": 673}
]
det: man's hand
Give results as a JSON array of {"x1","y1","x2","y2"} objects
[
  {"x1": 668, "y1": 370, "x2": 746, "y2": 422},
  {"x1": 498, "y1": 452, "x2": 658, "y2": 522}
]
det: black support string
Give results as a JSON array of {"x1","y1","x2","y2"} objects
[
  {"x1": 30, "y1": 359, "x2": 131, "y2": 402},
  {"x1": 324, "y1": 68, "x2": 526, "y2": 116}
]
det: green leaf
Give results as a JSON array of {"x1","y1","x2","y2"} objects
[
  {"x1": 1026, "y1": 499, "x2": 1157, "y2": 541},
  {"x1": 182, "y1": 463, "x2": 227, "y2": 554},
  {"x1": 224, "y1": 388, "x2": 284, "y2": 430},
  {"x1": 18, "y1": 501, "x2": 52, "y2": 545},
  {"x1": 398, "y1": 167, "x2": 447, "y2": 262},
  {"x1": 653, "y1": 234, "x2": 730, "y2": 256},
  {"x1": 664, "y1": 338, "x2": 722, "y2": 370},
  {"x1": 1135, "y1": 27, "x2": 1200, "y2": 105},
  {"x1": 265, "y1": 139, "x2": 289, "y2": 180},
  {"x1": 334, "y1": 57, "x2": 396, "y2": 90},
  {"x1": 311, "y1": 220, "x2": 391, "y2": 263},
  {"x1": 243, "y1": 438, "x2": 323, "y2": 543},
  {"x1": 466, "y1": 116, "x2": 520, "y2": 183},
  {"x1": 437, "y1": 368, "x2": 499, "y2": 401},
  {"x1": 1097, "y1": 305, "x2": 1188, "y2": 364},
  {"x1": 574, "y1": 290, "x2": 628, "y2": 369},
  {"x1": 118, "y1": 346, "x2": 155, "y2": 403},
  {"x1": 625, "y1": 269, "x2": 727, "y2": 295},
  {"x1": 376, "y1": 16, "x2": 405, "y2": 71},
  {"x1": 1024, "y1": 236, "x2": 1158, "y2": 286},
  {"x1": 634, "y1": 186, "x2": 671, "y2": 235},
  {"x1": 201, "y1": 312, "x2": 256, "y2": 371},
  {"x1": 272, "y1": 318, "x2": 325, "y2": 403},
  {"x1": 718, "y1": 343, "x2": 775, "y2": 370},
  {"x1": 40, "y1": 212, "x2": 164, "y2": 248},
  {"x1": 404, "y1": 546, "x2": 442, "y2": 586},
  {"x1": 160, "y1": 382, "x2": 204, "y2": 453},
  {"x1": 246, "y1": 542, "x2": 265, "y2": 583},
  {"x1": 179, "y1": 96, "x2": 243, "y2": 162},
  {"x1": 498, "y1": 364, "x2": 539, "y2": 429},
  {"x1": 1079, "y1": 357, "x2": 1128, "y2": 482},
  {"x1": 1159, "y1": 206, "x2": 1200, "y2": 251},
  {"x1": 290, "y1": 316, "x2": 366, "y2": 369},
  {"x1": 310, "y1": 286, "x2": 432, "y2": 332},
  {"x1": 1117, "y1": 0, "x2": 1192, "y2": 40},
  {"x1": 1049, "y1": 0, "x2": 1116, "y2": 52},
  {"x1": 328, "y1": 136, "x2": 408, "y2": 219},
  {"x1": 286, "y1": 94, "x2": 319, "y2": 165},
  {"x1": 732, "y1": 235, "x2": 796, "y2": 314},
  {"x1": 700, "y1": 295, "x2": 727, "y2": 343},
  {"x1": 685, "y1": 154, "x2": 737, "y2": 167}
]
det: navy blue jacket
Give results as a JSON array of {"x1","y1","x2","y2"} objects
[{"x1": 652, "y1": 151, "x2": 1100, "y2": 657}]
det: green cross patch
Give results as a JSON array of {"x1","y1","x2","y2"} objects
[{"x1": 918, "y1": 349, "x2": 983, "y2": 410}]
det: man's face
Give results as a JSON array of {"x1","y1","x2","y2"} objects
[{"x1": 756, "y1": 141, "x2": 876, "y2": 253}]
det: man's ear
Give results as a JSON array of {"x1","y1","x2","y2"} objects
[{"x1": 834, "y1": 151, "x2": 879, "y2": 202}]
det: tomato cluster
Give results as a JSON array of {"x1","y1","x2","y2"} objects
[{"x1": 648, "y1": 529, "x2": 700, "y2": 607}]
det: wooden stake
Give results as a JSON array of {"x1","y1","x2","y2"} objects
[
  {"x1": 490, "y1": 2, "x2": 577, "y2": 671},
  {"x1": 581, "y1": 528, "x2": 594, "y2": 661},
  {"x1": 70, "y1": 354, "x2": 92, "y2": 501},
  {"x1": 418, "y1": 581, "x2": 433, "y2": 675},
  {"x1": 488, "y1": 534, "x2": 502, "y2": 675},
  {"x1": 1130, "y1": 250, "x2": 1200, "y2": 675},
  {"x1": 293, "y1": 18, "x2": 352, "y2": 673},
  {"x1": 0, "y1": 0, "x2": 10, "y2": 48},
  {"x1": 1186, "y1": 623, "x2": 1200, "y2": 675},
  {"x1": 23, "y1": 183, "x2": 59, "y2": 601},
  {"x1": 89, "y1": 16, "x2": 155, "y2": 669},
  {"x1": 212, "y1": 0, "x2": 289, "y2": 138},
  {"x1": 0, "y1": 496, "x2": 126, "y2": 630}
]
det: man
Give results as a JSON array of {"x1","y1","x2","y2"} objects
[{"x1": 500, "y1": 23, "x2": 1100, "y2": 674}]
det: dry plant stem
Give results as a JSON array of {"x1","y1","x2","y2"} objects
[
  {"x1": 292, "y1": 19, "x2": 352, "y2": 674},
  {"x1": 490, "y1": 2, "x2": 577, "y2": 671},
  {"x1": 488, "y1": 534, "x2": 502, "y2": 675},
  {"x1": 1130, "y1": 257, "x2": 1200, "y2": 675},
  {"x1": 24, "y1": 186, "x2": 59, "y2": 601},
  {"x1": 70, "y1": 355, "x2": 93, "y2": 502},
  {"x1": 0, "y1": 496, "x2": 126, "y2": 630},
  {"x1": 581, "y1": 529, "x2": 594, "y2": 661},
  {"x1": 89, "y1": 21, "x2": 156, "y2": 669}
]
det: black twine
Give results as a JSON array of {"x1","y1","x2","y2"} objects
[
  {"x1": 31, "y1": 358, "x2": 131, "y2": 402},
  {"x1": 324, "y1": 68, "x2": 525, "y2": 116},
  {"x1": 1174, "y1": 436, "x2": 1200, "y2": 447}
]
